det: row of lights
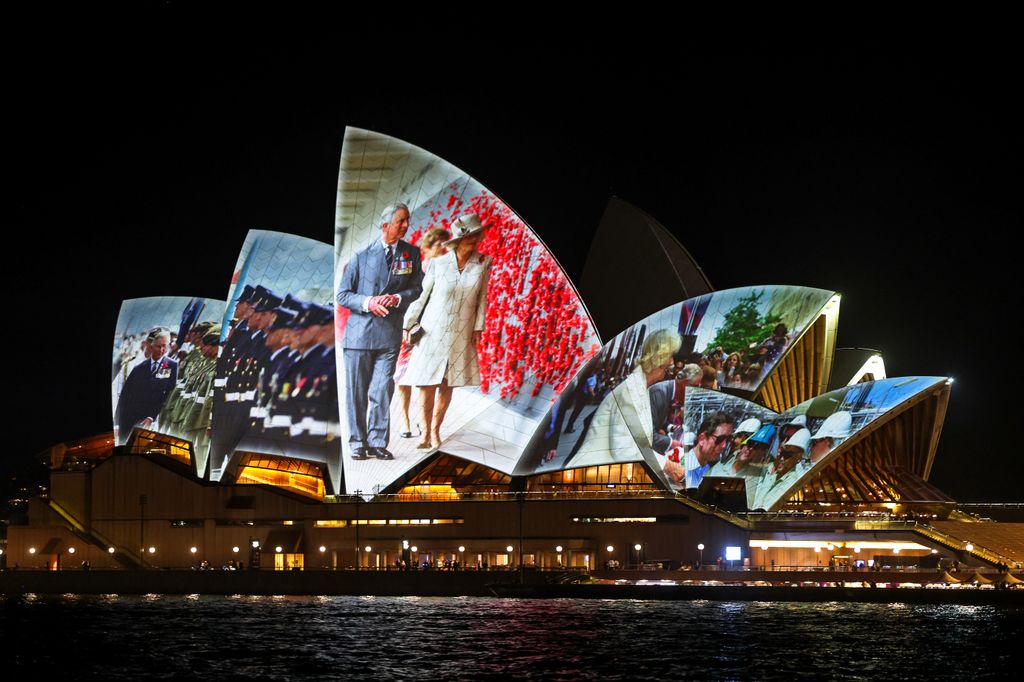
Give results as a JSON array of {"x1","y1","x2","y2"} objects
[
  {"x1": 10, "y1": 541, "x2": 975, "y2": 557},
  {"x1": 63, "y1": 543, "x2": 644, "y2": 555}
]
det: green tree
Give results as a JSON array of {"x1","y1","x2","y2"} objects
[{"x1": 707, "y1": 290, "x2": 784, "y2": 356}]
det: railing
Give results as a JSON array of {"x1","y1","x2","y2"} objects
[
  {"x1": 325, "y1": 490, "x2": 676, "y2": 503},
  {"x1": 45, "y1": 497, "x2": 145, "y2": 569}
]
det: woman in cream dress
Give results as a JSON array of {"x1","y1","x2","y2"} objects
[
  {"x1": 394, "y1": 227, "x2": 451, "y2": 439},
  {"x1": 401, "y1": 214, "x2": 492, "y2": 449}
]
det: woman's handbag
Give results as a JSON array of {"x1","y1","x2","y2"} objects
[{"x1": 408, "y1": 323, "x2": 425, "y2": 345}]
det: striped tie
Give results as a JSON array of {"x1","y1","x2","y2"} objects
[{"x1": 385, "y1": 245, "x2": 394, "y2": 270}]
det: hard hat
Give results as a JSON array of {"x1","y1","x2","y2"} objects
[
  {"x1": 746, "y1": 424, "x2": 777, "y2": 446},
  {"x1": 813, "y1": 411, "x2": 852, "y2": 440},
  {"x1": 785, "y1": 414, "x2": 807, "y2": 428},
  {"x1": 736, "y1": 418, "x2": 762, "y2": 436},
  {"x1": 784, "y1": 428, "x2": 812, "y2": 453}
]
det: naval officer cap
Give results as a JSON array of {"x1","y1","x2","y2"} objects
[
  {"x1": 238, "y1": 284, "x2": 257, "y2": 304},
  {"x1": 269, "y1": 308, "x2": 297, "y2": 331},
  {"x1": 253, "y1": 288, "x2": 284, "y2": 312}
]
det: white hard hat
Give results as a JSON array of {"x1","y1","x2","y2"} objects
[
  {"x1": 682, "y1": 431, "x2": 696, "y2": 447},
  {"x1": 784, "y1": 428, "x2": 812, "y2": 453},
  {"x1": 813, "y1": 411, "x2": 852, "y2": 440},
  {"x1": 736, "y1": 418, "x2": 762, "y2": 436}
]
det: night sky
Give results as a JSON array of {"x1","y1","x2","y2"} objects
[{"x1": 7, "y1": 13, "x2": 1021, "y2": 500}]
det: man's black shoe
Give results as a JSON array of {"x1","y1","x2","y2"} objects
[
  {"x1": 373, "y1": 447, "x2": 395, "y2": 460},
  {"x1": 352, "y1": 447, "x2": 370, "y2": 460}
]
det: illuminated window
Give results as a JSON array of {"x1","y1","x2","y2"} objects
[
  {"x1": 317, "y1": 518, "x2": 463, "y2": 527},
  {"x1": 573, "y1": 517, "x2": 658, "y2": 523},
  {"x1": 235, "y1": 453, "x2": 325, "y2": 500}
]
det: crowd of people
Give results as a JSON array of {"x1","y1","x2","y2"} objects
[
  {"x1": 662, "y1": 323, "x2": 795, "y2": 391},
  {"x1": 208, "y1": 284, "x2": 339, "y2": 473}
]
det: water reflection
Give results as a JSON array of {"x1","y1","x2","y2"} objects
[{"x1": 1, "y1": 596, "x2": 1020, "y2": 679}]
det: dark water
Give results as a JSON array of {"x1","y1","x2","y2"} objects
[{"x1": 1, "y1": 595, "x2": 1021, "y2": 680}]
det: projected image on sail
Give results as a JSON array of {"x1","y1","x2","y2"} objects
[
  {"x1": 335, "y1": 128, "x2": 599, "y2": 494},
  {"x1": 112, "y1": 296, "x2": 226, "y2": 475}
]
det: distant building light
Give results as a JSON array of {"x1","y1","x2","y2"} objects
[
  {"x1": 555, "y1": 546, "x2": 563, "y2": 553},
  {"x1": 29, "y1": 547, "x2": 36, "y2": 554},
  {"x1": 319, "y1": 546, "x2": 326, "y2": 553},
  {"x1": 148, "y1": 547, "x2": 156, "y2": 554},
  {"x1": 190, "y1": 547, "x2": 198, "y2": 554},
  {"x1": 634, "y1": 544, "x2": 642, "y2": 551},
  {"x1": 606, "y1": 545, "x2": 615, "y2": 553},
  {"x1": 458, "y1": 546, "x2": 465, "y2": 553},
  {"x1": 108, "y1": 547, "x2": 116, "y2": 554},
  {"x1": 232, "y1": 546, "x2": 240, "y2": 553},
  {"x1": 965, "y1": 543, "x2": 974, "y2": 552},
  {"x1": 410, "y1": 546, "x2": 418, "y2": 553},
  {"x1": 506, "y1": 546, "x2": 514, "y2": 553},
  {"x1": 275, "y1": 546, "x2": 283, "y2": 553},
  {"x1": 364, "y1": 546, "x2": 372, "y2": 553},
  {"x1": 68, "y1": 547, "x2": 76, "y2": 554}
]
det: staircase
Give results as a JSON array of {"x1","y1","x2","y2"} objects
[{"x1": 45, "y1": 498, "x2": 146, "y2": 569}]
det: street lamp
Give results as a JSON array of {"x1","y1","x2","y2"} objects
[
  {"x1": 506, "y1": 545, "x2": 514, "y2": 568},
  {"x1": 190, "y1": 546, "x2": 198, "y2": 555},
  {"x1": 232, "y1": 546, "x2": 240, "y2": 554},
  {"x1": 965, "y1": 543, "x2": 974, "y2": 552},
  {"x1": 697, "y1": 543, "x2": 704, "y2": 568},
  {"x1": 108, "y1": 547, "x2": 116, "y2": 554},
  {"x1": 148, "y1": 546, "x2": 156, "y2": 554},
  {"x1": 68, "y1": 547, "x2": 76, "y2": 554},
  {"x1": 458, "y1": 546, "x2": 465, "y2": 569},
  {"x1": 633, "y1": 543, "x2": 642, "y2": 569}
]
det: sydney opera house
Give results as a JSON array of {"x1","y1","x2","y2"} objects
[{"x1": 6, "y1": 129, "x2": 1022, "y2": 575}]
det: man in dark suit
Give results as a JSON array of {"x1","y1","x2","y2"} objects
[
  {"x1": 337, "y1": 201, "x2": 424, "y2": 461},
  {"x1": 115, "y1": 328, "x2": 179, "y2": 444}
]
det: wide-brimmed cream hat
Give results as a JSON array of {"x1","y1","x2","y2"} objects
[{"x1": 443, "y1": 213, "x2": 490, "y2": 248}]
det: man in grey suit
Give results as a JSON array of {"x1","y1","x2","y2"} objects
[{"x1": 337, "y1": 202, "x2": 424, "y2": 461}]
